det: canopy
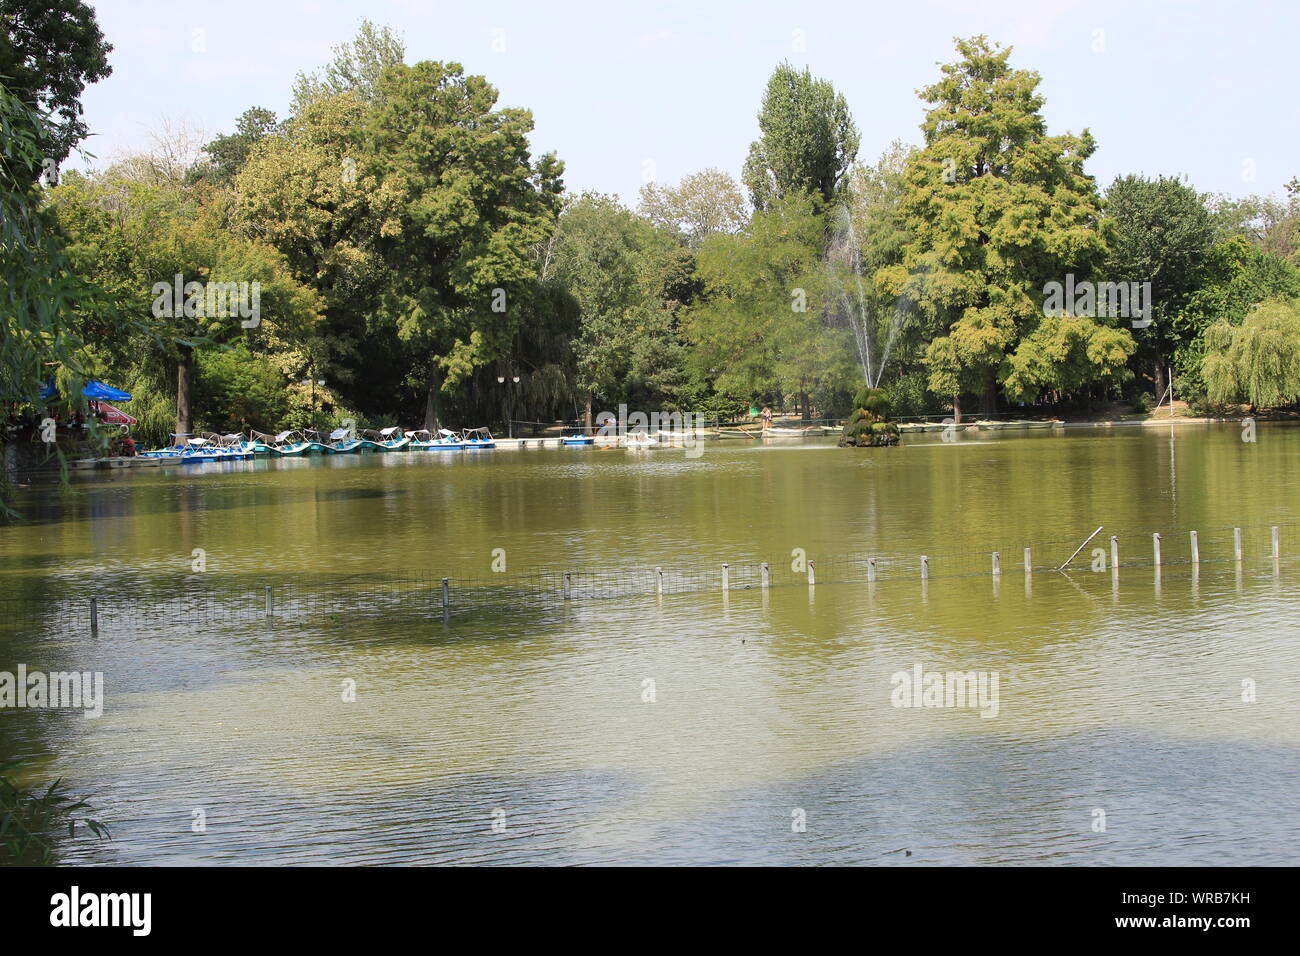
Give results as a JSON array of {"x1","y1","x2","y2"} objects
[
  {"x1": 83, "y1": 380, "x2": 132, "y2": 402},
  {"x1": 438, "y1": 428, "x2": 456, "y2": 437},
  {"x1": 380, "y1": 426, "x2": 400, "y2": 436},
  {"x1": 274, "y1": 431, "x2": 293, "y2": 442},
  {"x1": 328, "y1": 428, "x2": 349, "y2": 440},
  {"x1": 97, "y1": 403, "x2": 137, "y2": 426}
]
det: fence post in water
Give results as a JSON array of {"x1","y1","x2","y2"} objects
[
  {"x1": 89, "y1": 597, "x2": 98, "y2": 633},
  {"x1": 563, "y1": 572, "x2": 572, "y2": 600},
  {"x1": 761, "y1": 562, "x2": 770, "y2": 590},
  {"x1": 1272, "y1": 526, "x2": 1281, "y2": 563},
  {"x1": 867, "y1": 557, "x2": 877, "y2": 584},
  {"x1": 992, "y1": 551, "x2": 1001, "y2": 576},
  {"x1": 441, "y1": 577, "x2": 449, "y2": 609},
  {"x1": 1110, "y1": 536, "x2": 1119, "y2": 570},
  {"x1": 1190, "y1": 531, "x2": 1200, "y2": 565},
  {"x1": 265, "y1": 586, "x2": 273, "y2": 617},
  {"x1": 721, "y1": 563, "x2": 730, "y2": 591},
  {"x1": 1023, "y1": 548, "x2": 1032, "y2": 575},
  {"x1": 1152, "y1": 533, "x2": 1162, "y2": 567},
  {"x1": 655, "y1": 566, "x2": 663, "y2": 596},
  {"x1": 1234, "y1": 528, "x2": 1243, "y2": 563},
  {"x1": 807, "y1": 560, "x2": 816, "y2": 587},
  {"x1": 920, "y1": 555, "x2": 929, "y2": 581}
]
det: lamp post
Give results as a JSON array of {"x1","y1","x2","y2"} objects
[{"x1": 497, "y1": 375, "x2": 521, "y2": 438}]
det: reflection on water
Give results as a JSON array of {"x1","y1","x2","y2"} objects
[{"x1": 1, "y1": 424, "x2": 1298, "y2": 864}]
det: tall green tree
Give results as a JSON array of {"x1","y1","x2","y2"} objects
[
  {"x1": 1103, "y1": 175, "x2": 1216, "y2": 397},
  {"x1": 742, "y1": 62, "x2": 859, "y2": 212},
  {"x1": 547, "y1": 193, "x2": 687, "y2": 426},
  {"x1": 0, "y1": 0, "x2": 111, "y2": 170},
  {"x1": 878, "y1": 36, "x2": 1130, "y2": 419},
  {"x1": 363, "y1": 60, "x2": 564, "y2": 429}
]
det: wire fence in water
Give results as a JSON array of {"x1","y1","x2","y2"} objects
[{"x1": 0, "y1": 520, "x2": 1295, "y2": 634}]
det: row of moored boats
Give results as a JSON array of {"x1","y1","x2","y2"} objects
[{"x1": 141, "y1": 427, "x2": 498, "y2": 462}]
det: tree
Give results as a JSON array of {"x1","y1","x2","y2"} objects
[
  {"x1": 363, "y1": 60, "x2": 564, "y2": 430},
  {"x1": 292, "y1": 18, "x2": 405, "y2": 109},
  {"x1": 0, "y1": 81, "x2": 97, "y2": 511},
  {"x1": 1103, "y1": 175, "x2": 1216, "y2": 397},
  {"x1": 742, "y1": 62, "x2": 859, "y2": 211},
  {"x1": 1175, "y1": 236, "x2": 1300, "y2": 400},
  {"x1": 548, "y1": 193, "x2": 685, "y2": 426},
  {"x1": 877, "y1": 36, "x2": 1129, "y2": 420},
  {"x1": 52, "y1": 168, "x2": 322, "y2": 438},
  {"x1": 1202, "y1": 298, "x2": 1300, "y2": 410},
  {"x1": 0, "y1": 0, "x2": 112, "y2": 169},
  {"x1": 688, "y1": 193, "x2": 850, "y2": 419},
  {"x1": 637, "y1": 168, "x2": 748, "y2": 247},
  {"x1": 192, "y1": 107, "x2": 280, "y2": 186}
]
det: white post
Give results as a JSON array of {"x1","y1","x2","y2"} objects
[
  {"x1": 656, "y1": 566, "x2": 664, "y2": 595},
  {"x1": 761, "y1": 562, "x2": 770, "y2": 590},
  {"x1": 265, "y1": 586, "x2": 273, "y2": 616},
  {"x1": 807, "y1": 560, "x2": 816, "y2": 587},
  {"x1": 1152, "y1": 533, "x2": 1162, "y2": 567},
  {"x1": 563, "y1": 572, "x2": 572, "y2": 600},
  {"x1": 1023, "y1": 548, "x2": 1032, "y2": 574},
  {"x1": 867, "y1": 557, "x2": 877, "y2": 583},
  {"x1": 1234, "y1": 528, "x2": 1243, "y2": 563},
  {"x1": 721, "y1": 563, "x2": 730, "y2": 591},
  {"x1": 1272, "y1": 526, "x2": 1281, "y2": 562},
  {"x1": 441, "y1": 578, "x2": 449, "y2": 608},
  {"x1": 1190, "y1": 530, "x2": 1199, "y2": 565},
  {"x1": 920, "y1": 555, "x2": 929, "y2": 580},
  {"x1": 992, "y1": 551, "x2": 1001, "y2": 576},
  {"x1": 1110, "y1": 535, "x2": 1119, "y2": 570}
]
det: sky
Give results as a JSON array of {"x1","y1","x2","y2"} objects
[{"x1": 74, "y1": 0, "x2": 1300, "y2": 204}]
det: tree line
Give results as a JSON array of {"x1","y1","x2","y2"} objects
[{"x1": 5, "y1": 8, "x2": 1300, "y2": 460}]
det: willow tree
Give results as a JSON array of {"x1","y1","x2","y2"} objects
[
  {"x1": 878, "y1": 36, "x2": 1130, "y2": 420},
  {"x1": 1202, "y1": 298, "x2": 1300, "y2": 410}
]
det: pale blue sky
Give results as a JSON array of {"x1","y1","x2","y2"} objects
[{"x1": 76, "y1": 0, "x2": 1299, "y2": 202}]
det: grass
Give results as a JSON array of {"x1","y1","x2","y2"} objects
[{"x1": 0, "y1": 759, "x2": 111, "y2": 865}]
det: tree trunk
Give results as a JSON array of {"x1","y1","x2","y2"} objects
[
  {"x1": 800, "y1": 383, "x2": 810, "y2": 424},
  {"x1": 423, "y1": 365, "x2": 443, "y2": 432},
  {"x1": 584, "y1": 391, "x2": 593, "y2": 432},
  {"x1": 1154, "y1": 356, "x2": 1167, "y2": 403},
  {"x1": 952, "y1": 394, "x2": 962, "y2": 425},
  {"x1": 175, "y1": 343, "x2": 193, "y2": 436},
  {"x1": 982, "y1": 374, "x2": 997, "y2": 418}
]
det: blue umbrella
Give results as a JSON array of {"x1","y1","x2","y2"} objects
[{"x1": 82, "y1": 380, "x2": 132, "y2": 402}]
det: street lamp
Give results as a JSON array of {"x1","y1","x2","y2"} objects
[{"x1": 497, "y1": 375, "x2": 521, "y2": 438}]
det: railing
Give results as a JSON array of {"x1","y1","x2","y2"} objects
[{"x1": 0, "y1": 521, "x2": 1293, "y2": 634}]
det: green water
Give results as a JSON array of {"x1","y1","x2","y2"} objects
[{"x1": 1, "y1": 423, "x2": 1298, "y2": 864}]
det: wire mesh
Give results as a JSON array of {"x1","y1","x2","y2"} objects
[{"x1": 0, "y1": 520, "x2": 1294, "y2": 634}]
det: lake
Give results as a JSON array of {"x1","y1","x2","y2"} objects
[{"x1": 2, "y1": 423, "x2": 1298, "y2": 864}]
